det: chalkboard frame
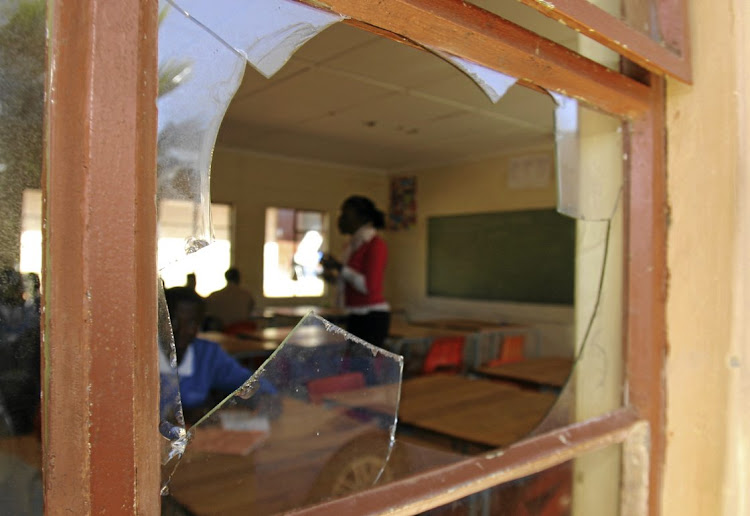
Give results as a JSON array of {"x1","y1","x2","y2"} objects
[{"x1": 427, "y1": 209, "x2": 575, "y2": 305}]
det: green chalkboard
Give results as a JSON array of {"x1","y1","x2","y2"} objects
[{"x1": 427, "y1": 209, "x2": 575, "y2": 304}]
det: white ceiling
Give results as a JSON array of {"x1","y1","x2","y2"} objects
[{"x1": 216, "y1": 2, "x2": 581, "y2": 172}]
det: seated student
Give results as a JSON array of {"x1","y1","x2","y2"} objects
[
  {"x1": 162, "y1": 286, "x2": 276, "y2": 423},
  {"x1": 204, "y1": 268, "x2": 256, "y2": 332}
]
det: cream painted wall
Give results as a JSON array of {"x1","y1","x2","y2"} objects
[
  {"x1": 211, "y1": 143, "x2": 576, "y2": 354},
  {"x1": 385, "y1": 146, "x2": 576, "y2": 357},
  {"x1": 663, "y1": 0, "x2": 747, "y2": 514},
  {"x1": 210, "y1": 148, "x2": 389, "y2": 308}
]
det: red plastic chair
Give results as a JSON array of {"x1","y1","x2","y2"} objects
[
  {"x1": 307, "y1": 372, "x2": 366, "y2": 404},
  {"x1": 422, "y1": 336, "x2": 466, "y2": 374},
  {"x1": 485, "y1": 334, "x2": 525, "y2": 367}
]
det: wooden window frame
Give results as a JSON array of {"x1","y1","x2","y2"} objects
[
  {"x1": 43, "y1": 0, "x2": 666, "y2": 514},
  {"x1": 517, "y1": 0, "x2": 691, "y2": 83}
]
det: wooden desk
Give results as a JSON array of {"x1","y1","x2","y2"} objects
[
  {"x1": 388, "y1": 320, "x2": 469, "y2": 339},
  {"x1": 262, "y1": 306, "x2": 349, "y2": 325},
  {"x1": 198, "y1": 332, "x2": 278, "y2": 359},
  {"x1": 200, "y1": 324, "x2": 347, "y2": 358},
  {"x1": 238, "y1": 326, "x2": 294, "y2": 345},
  {"x1": 409, "y1": 318, "x2": 513, "y2": 332},
  {"x1": 167, "y1": 398, "x2": 463, "y2": 515},
  {"x1": 325, "y1": 375, "x2": 557, "y2": 449},
  {"x1": 475, "y1": 357, "x2": 574, "y2": 389},
  {"x1": 247, "y1": 325, "x2": 348, "y2": 348}
]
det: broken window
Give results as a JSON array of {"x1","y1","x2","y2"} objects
[{"x1": 157, "y1": 0, "x2": 625, "y2": 511}]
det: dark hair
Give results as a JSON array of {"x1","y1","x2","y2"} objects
[
  {"x1": 343, "y1": 195, "x2": 386, "y2": 229},
  {"x1": 164, "y1": 286, "x2": 205, "y2": 318},
  {"x1": 224, "y1": 268, "x2": 240, "y2": 283}
]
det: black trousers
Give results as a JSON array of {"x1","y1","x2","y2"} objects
[{"x1": 346, "y1": 311, "x2": 391, "y2": 348}]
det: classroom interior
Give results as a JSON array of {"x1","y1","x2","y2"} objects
[
  {"x1": 0, "y1": 1, "x2": 631, "y2": 514},
  {"x1": 156, "y1": 8, "x2": 625, "y2": 514}
]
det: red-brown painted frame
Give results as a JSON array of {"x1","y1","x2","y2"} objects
[
  {"x1": 304, "y1": 0, "x2": 651, "y2": 118},
  {"x1": 287, "y1": 408, "x2": 647, "y2": 515},
  {"x1": 44, "y1": 0, "x2": 159, "y2": 513},
  {"x1": 41, "y1": 0, "x2": 666, "y2": 513},
  {"x1": 518, "y1": 0, "x2": 692, "y2": 83}
]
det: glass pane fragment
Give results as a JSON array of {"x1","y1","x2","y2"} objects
[
  {"x1": 433, "y1": 50, "x2": 517, "y2": 103},
  {"x1": 163, "y1": 313, "x2": 405, "y2": 513},
  {"x1": 158, "y1": 2, "x2": 247, "y2": 267},
  {"x1": 552, "y1": 92, "x2": 623, "y2": 221},
  {"x1": 425, "y1": 443, "x2": 623, "y2": 515},
  {"x1": 468, "y1": 0, "x2": 681, "y2": 72},
  {"x1": 158, "y1": 279, "x2": 187, "y2": 466},
  {"x1": 0, "y1": 0, "x2": 44, "y2": 512},
  {"x1": 166, "y1": 0, "x2": 343, "y2": 79},
  {"x1": 157, "y1": 0, "x2": 342, "y2": 269}
]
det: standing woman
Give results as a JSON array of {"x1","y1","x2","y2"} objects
[{"x1": 321, "y1": 196, "x2": 390, "y2": 347}]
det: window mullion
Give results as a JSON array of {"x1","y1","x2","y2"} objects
[
  {"x1": 286, "y1": 408, "x2": 645, "y2": 516},
  {"x1": 44, "y1": 0, "x2": 160, "y2": 512},
  {"x1": 517, "y1": 0, "x2": 691, "y2": 83}
]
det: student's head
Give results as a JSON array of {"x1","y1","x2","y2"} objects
[
  {"x1": 224, "y1": 268, "x2": 241, "y2": 285},
  {"x1": 337, "y1": 196, "x2": 385, "y2": 235},
  {"x1": 0, "y1": 268, "x2": 24, "y2": 305},
  {"x1": 165, "y1": 286, "x2": 205, "y2": 359}
]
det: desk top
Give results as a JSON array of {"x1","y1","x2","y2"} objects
[
  {"x1": 475, "y1": 357, "x2": 574, "y2": 388},
  {"x1": 201, "y1": 324, "x2": 347, "y2": 353},
  {"x1": 198, "y1": 332, "x2": 278, "y2": 356},
  {"x1": 409, "y1": 318, "x2": 523, "y2": 333},
  {"x1": 388, "y1": 320, "x2": 470, "y2": 340},
  {"x1": 324, "y1": 375, "x2": 557, "y2": 449},
  {"x1": 399, "y1": 375, "x2": 557, "y2": 448},
  {"x1": 167, "y1": 397, "x2": 462, "y2": 515},
  {"x1": 262, "y1": 305, "x2": 348, "y2": 322}
]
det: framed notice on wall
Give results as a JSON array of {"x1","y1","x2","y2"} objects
[{"x1": 388, "y1": 176, "x2": 416, "y2": 230}]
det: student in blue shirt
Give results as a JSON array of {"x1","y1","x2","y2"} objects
[{"x1": 163, "y1": 286, "x2": 276, "y2": 423}]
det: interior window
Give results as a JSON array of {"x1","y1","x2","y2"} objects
[
  {"x1": 158, "y1": 200, "x2": 233, "y2": 297},
  {"x1": 263, "y1": 207, "x2": 327, "y2": 298}
]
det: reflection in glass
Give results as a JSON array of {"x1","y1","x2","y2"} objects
[
  {"x1": 158, "y1": 280, "x2": 187, "y2": 467},
  {"x1": 586, "y1": 0, "x2": 670, "y2": 50},
  {"x1": 467, "y1": 0, "x2": 679, "y2": 70},
  {"x1": 0, "y1": 0, "x2": 45, "y2": 513},
  {"x1": 164, "y1": 313, "x2": 404, "y2": 514},
  {"x1": 425, "y1": 444, "x2": 623, "y2": 515}
]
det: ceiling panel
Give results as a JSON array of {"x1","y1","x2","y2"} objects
[
  {"x1": 320, "y1": 35, "x2": 459, "y2": 90},
  {"x1": 226, "y1": 65, "x2": 392, "y2": 126},
  {"x1": 219, "y1": 22, "x2": 559, "y2": 171},
  {"x1": 302, "y1": 93, "x2": 463, "y2": 142},
  {"x1": 231, "y1": 124, "x2": 434, "y2": 170}
]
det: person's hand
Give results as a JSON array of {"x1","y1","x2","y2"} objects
[
  {"x1": 320, "y1": 268, "x2": 338, "y2": 284},
  {"x1": 319, "y1": 253, "x2": 342, "y2": 272}
]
